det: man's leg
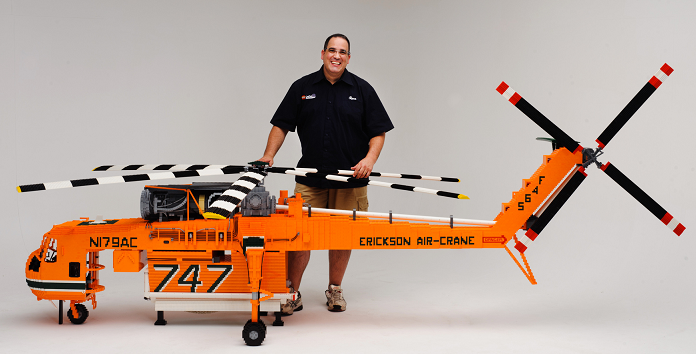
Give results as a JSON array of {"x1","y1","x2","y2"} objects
[
  {"x1": 287, "y1": 250, "x2": 311, "y2": 292},
  {"x1": 288, "y1": 183, "x2": 329, "y2": 291},
  {"x1": 327, "y1": 186, "x2": 368, "y2": 287},
  {"x1": 325, "y1": 187, "x2": 368, "y2": 311},
  {"x1": 281, "y1": 183, "x2": 329, "y2": 315},
  {"x1": 284, "y1": 248, "x2": 310, "y2": 315},
  {"x1": 328, "y1": 249, "x2": 351, "y2": 287}
]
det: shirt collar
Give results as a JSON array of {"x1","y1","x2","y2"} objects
[{"x1": 312, "y1": 65, "x2": 354, "y2": 86}]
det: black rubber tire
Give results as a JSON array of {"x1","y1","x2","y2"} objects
[
  {"x1": 67, "y1": 303, "x2": 89, "y2": 325},
  {"x1": 242, "y1": 319, "x2": 266, "y2": 346}
]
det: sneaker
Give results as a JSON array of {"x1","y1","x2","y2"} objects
[
  {"x1": 280, "y1": 291, "x2": 302, "y2": 316},
  {"x1": 325, "y1": 284, "x2": 346, "y2": 312}
]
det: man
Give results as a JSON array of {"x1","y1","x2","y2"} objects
[{"x1": 257, "y1": 33, "x2": 393, "y2": 314}]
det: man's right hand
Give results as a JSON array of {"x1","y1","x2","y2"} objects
[{"x1": 256, "y1": 156, "x2": 274, "y2": 167}]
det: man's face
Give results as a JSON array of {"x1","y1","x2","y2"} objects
[{"x1": 321, "y1": 37, "x2": 351, "y2": 77}]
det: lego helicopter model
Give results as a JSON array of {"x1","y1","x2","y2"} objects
[{"x1": 18, "y1": 64, "x2": 684, "y2": 346}]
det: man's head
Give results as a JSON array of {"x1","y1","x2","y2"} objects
[
  {"x1": 321, "y1": 34, "x2": 351, "y2": 83},
  {"x1": 323, "y1": 33, "x2": 350, "y2": 53}
]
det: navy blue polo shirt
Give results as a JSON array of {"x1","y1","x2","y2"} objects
[{"x1": 271, "y1": 66, "x2": 394, "y2": 189}]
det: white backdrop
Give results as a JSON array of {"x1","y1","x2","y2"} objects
[{"x1": 1, "y1": 1, "x2": 695, "y2": 353}]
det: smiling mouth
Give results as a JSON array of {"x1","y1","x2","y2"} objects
[{"x1": 331, "y1": 61, "x2": 341, "y2": 66}]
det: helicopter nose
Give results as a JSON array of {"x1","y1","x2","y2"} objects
[{"x1": 28, "y1": 255, "x2": 41, "y2": 272}]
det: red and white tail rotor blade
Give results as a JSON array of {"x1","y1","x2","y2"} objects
[
  {"x1": 600, "y1": 162, "x2": 685, "y2": 236},
  {"x1": 497, "y1": 82, "x2": 582, "y2": 154},
  {"x1": 515, "y1": 166, "x2": 588, "y2": 253},
  {"x1": 596, "y1": 64, "x2": 673, "y2": 149}
]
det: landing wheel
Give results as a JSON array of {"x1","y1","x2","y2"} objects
[
  {"x1": 67, "y1": 303, "x2": 89, "y2": 325},
  {"x1": 242, "y1": 319, "x2": 266, "y2": 346}
]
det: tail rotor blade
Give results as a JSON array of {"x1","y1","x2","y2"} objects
[
  {"x1": 203, "y1": 171, "x2": 267, "y2": 219},
  {"x1": 596, "y1": 64, "x2": 673, "y2": 149},
  {"x1": 601, "y1": 162, "x2": 685, "y2": 236},
  {"x1": 516, "y1": 167, "x2": 587, "y2": 253},
  {"x1": 497, "y1": 82, "x2": 582, "y2": 154}
]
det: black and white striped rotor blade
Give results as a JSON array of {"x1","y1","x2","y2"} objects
[
  {"x1": 96, "y1": 164, "x2": 461, "y2": 183},
  {"x1": 279, "y1": 170, "x2": 468, "y2": 199},
  {"x1": 601, "y1": 162, "x2": 685, "y2": 236},
  {"x1": 291, "y1": 167, "x2": 460, "y2": 182},
  {"x1": 497, "y1": 82, "x2": 582, "y2": 154},
  {"x1": 17, "y1": 166, "x2": 246, "y2": 193},
  {"x1": 596, "y1": 64, "x2": 673, "y2": 149},
  {"x1": 203, "y1": 171, "x2": 267, "y2": 219},
  {"x1": 93, "y1": 164, "x2": 245, "y2": 171}
]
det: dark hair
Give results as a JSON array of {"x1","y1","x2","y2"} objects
[{"x1": 323, "y1": 33, "x2": 350, "y2": 53}]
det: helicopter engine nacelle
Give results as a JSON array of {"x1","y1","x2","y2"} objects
[{"x1": 140, "y1": 183, "x2": 234, "y2": 221}]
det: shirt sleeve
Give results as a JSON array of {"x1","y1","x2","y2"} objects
[
  {"x1": 362, "y1": 84, "x2": 394, "y2": 138},
  {"x1": 270, "y1": 80, "x2": 301, "y2": 132}
]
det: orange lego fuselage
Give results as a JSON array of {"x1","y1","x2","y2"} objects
[{"x1": 25, "y1": 148, "x2": 583, "y2": 321}]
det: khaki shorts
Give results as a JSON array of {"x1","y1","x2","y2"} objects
[{"x1": 294, "y1": 183, "x2": 369, "y2": 212}]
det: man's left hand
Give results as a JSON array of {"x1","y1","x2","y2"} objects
[{"x1": 351, "y1": 157, "x2": 376, "y2": 179}]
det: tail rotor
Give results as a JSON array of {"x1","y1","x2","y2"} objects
[{"x1": 499, "y1": 63, "x2": 684, "y2": 253}]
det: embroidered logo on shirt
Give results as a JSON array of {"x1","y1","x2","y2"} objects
[
  {"x1": 302, "y1": 94, "x2": 316, "y2": 100},
  {"x1": 348, "y1": 96, "x2": 357, "y2": 101}
]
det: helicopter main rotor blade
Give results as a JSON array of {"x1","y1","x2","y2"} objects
[
  {"x1": 596, "y1": 64, "x2": 673, "y2": 149},
  {"x1": 497, "y1": 82, "x2": 582, "y2": 154},
  {"x1": 17, "y1": 166, "x2": 246, "y2": 193},
  {"x1": 96, "y1": 164, "x2": 461, "y2": 183},
  {"x1": 600, "y1": 162, "x2": 685, "y2": 236},
  {"x1": 291, "y1": 168, "x2": 460, "y2": 182},
  {"x1": 515, "y1": 166, "x2": 587, "y2": 253},
  {"x1": 203, "y1": 170, "x2": 267, "y2": 219},
  {"x1": 275, "y1": 169, "x2": 469, "y2": 199},
  {"x1": 93, "y1": 164, "x2": 244, "y2": 171}
]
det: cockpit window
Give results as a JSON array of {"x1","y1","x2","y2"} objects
[{"x1": 44, "y1": 238, "x2": 58, "y2": 263}]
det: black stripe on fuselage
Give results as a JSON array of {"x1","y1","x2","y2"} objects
[{"x1": 26, "y1": 279, "x2": 86, "y2": 290}]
